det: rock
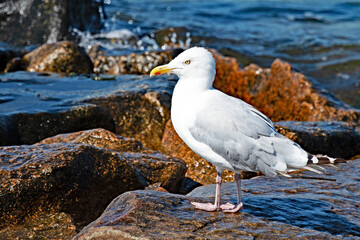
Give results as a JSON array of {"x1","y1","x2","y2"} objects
[
  {"x1": 0, "y1": 143, "x2": 147, "y2": 229},
  {"x1": 93, "y1": 50, "x2": 173, "y2": 75},
  {"x1": 74, "y1": 186, "x2": 349, "y2": 239},
  {"x1": 188, "y1": 159, "x2": 360, "y2": 238},
  {"x1": 39, "y1": 128, "x2": 145, "y2": 153},
  {"x1": 23, "y1": 41, "x2": 93, "y2": 74},
  {"x1": 0, "y1": 47, "x2": 18, "y2": 73},
  {"x1": 275, "y1": 121, "x2": 360, "y2": 158},
  {"x1": 161, "y1": 120, "x2": 259, "y2": 186},
  {"x1": 0, "y1": 136, "x2": 185, "y2": 234},
  {"x1": 0, "y1": 212, "x2": 77, "y2": 240},
  {"x1": 212, "y1": 51, "x2": 360, "y2": 123},
  {"x1": 3, "y1": 57, "x2": 25, "y2": 73},
  {"x1": 0, "y1": 0, "x2": 105, "y2": 46},
  {"x1": 0, "y1": 72, "x2": 176, "y2": 149},
  {"x1": 38, "y1": 128, "x2": 187, "y2": 193},
  {"x1": 0, "y1": 104, "x2": 115, "y2": 146}
]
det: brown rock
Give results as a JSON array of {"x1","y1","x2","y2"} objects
[
  {"x1": 212, "y1": 51, "x2": 360, "y2": 123},
  {"x1": 275, "y1": 121, "x2": 360, "y2": 158},
  {"x1": 23, "y1": 41, "x2": 93, "y2": 74},
  {"x1": 0, "y1": 212, "x2": 77, "y2": 240},
  {"x1": 38, "y1": 128, "x2": 187, "y2": 193},
  {"x1": 74, "y1": 189, "x2": 342, "y2": 240},
  {"x1": 39, "y1": 128, "x2": 144, "y2": 153},
  {"x1": 93, "y1": 50, "x2": 173, "y2": 75},
  {"x1": 161, "y1": 120, "x2": 259, "y2": 185},
  {"x1": 0, "y1": 143, "x2": 147, "y2": 229},
  {"x1": 86, "y1": 89, "x2": 173, "y2": 150}
]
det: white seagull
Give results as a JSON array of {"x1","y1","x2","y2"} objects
[{"x1": 150, "y1": 47, "x2": 339, "y2": 213}]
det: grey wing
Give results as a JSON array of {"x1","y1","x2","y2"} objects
[{"x1": 189, "y1": 94, "x2": 280, "y2": 176}]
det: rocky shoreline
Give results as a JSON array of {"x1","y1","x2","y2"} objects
[
  {"x1": 0, "y1": 1, "x2": 359, "y2": 238},
  {"x1": 0, "y1": 38, "x2": 359, "y2": 239}
]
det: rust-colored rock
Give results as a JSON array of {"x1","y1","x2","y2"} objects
[
  {"x1": 212, "y1": 51, "x2": 360, "y2": 123},
  {"x1": 39, "y1": 128, "x2": 187, "y2": 193},
  {"x1": 23, "y1": 41, "x2": 93, "y2": 74},
  {"x1": 93, "y1": 50, "x2": 173, "y2": 75},
  {"x1": 161, "y1": 120, "x2": 258, "y2": 185}
]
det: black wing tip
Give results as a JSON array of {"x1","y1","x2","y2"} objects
[{"x1": 308, "y1": 154, "x2": 347, "y2": 165}]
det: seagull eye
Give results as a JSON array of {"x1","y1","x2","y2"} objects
[{"x1": 184, "y1": 60, "x2": 191, "y2": 65}]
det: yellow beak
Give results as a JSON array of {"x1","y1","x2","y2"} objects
[{"x1": 150, "y1": 65, "x2": 173, "y2": 77}]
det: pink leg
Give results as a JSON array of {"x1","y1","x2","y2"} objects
[
  {"x1": 221, "y1": 173, "x2": 243, "y2": 213},
  {"x1": 191, "y1": 172, "x2": 222, "y2": 211}
]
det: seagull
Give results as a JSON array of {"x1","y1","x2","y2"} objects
[{"x1": 150, "y1": 47, "x2": 340, "y2": 213}]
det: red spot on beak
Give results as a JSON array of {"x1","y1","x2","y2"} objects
[{"x1": 155, "y1": 72, "x2": 161, "y2": 76}]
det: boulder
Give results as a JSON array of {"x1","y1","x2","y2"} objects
[
  {"x1": 23, "y1": 41, "x2": 93, "y2": 74},
  {"x1": 0, "y1": 143, "x2": 147, "y2": 229},
  {"x1": 188, "y1": 159, "x2": 360, "y2": 238},
  {"x1": 212, "y1": 51, "x2": 360, "y2": 123},
  {"x1": 74, "y1": 161, "x2": 360, "y2": 239},
  {"x1": 0, "y1": 0, "x2": 105, "y2": 46},
  {"x1": 0, "y1": 135, "x2": 186, "y2": 236},
  {"x1": 74, "y1": 168, "x2": 360, "y2": 240},
  {"x1": 38, "y1": 128, "x2": 187, "y2": 193},
  {"x1": 0, "y1": 72, "x2": 175, "y2": 149},
  {"x1": 275, "y1": 121, "x2": 360, "y2": 158}
]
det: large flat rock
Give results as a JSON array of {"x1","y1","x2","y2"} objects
[
  {"x1": 188, "y1": 159, "x2": 360, "y2": 238},
  {"x1": 0, "y1": 71, "x2": 176, "y2": 149},
  {"x1": 75, "y1": 160, "x2": 360, "y2": 239}
]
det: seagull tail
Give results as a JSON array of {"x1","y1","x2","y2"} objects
[{"x1": 307, "y1": 154, "x2": 346, "y2": 166}]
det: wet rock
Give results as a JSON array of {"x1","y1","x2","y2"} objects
[
  {"x1": 74, "y1": 188, "x2": 345, "y2": 240},
  {"x1": 275, "y1": 121, "x2": 360, "y2": 158},
  {"x1": 212, "y1": 51, "x2": 360, "y2": 123},
  {"x1": 38, "y1": 128, "x2": 187, "y2": 193},
  {"x1": 0, "y1": 212, "x2": 77, "y2": 240},
  {"x1": 0, "y1": 104, "x2": 115, "y2": 146},
  {"x1": 161, "y1": 120, "x2": 259, "y2": 185},
  {"x1": 23, "y1": 41, "x2": 93, "y2": 74},
  {"x1": 188, "y1": 159, "x2": 360, "y2": 238},
  {"x1": 0, "y1": 72, "x2": 175, "y2": 149},
  {"x1": 85, "y1": 85, "x2": 173, "y2": 150},
  {"x1": 93, "y1": 50, "x2": 173, "y2": 75},
  {"x1": 3, "y1": 57, "x2": 25, "y2": 73},
  {"x1": 0, "y1": 47, "x2": 18, "y2": 73},
  {"x1": 0, "y1": 143, "x2": 147, "y2": 229},
  {"x1": 0, "y1": 0, "x2": 105, "y2": 46},
  {"x1": 39, "y1": 128, "x2": 145, "y2": 153}
]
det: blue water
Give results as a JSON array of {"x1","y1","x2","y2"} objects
[{"x1": 79, "y1": 0, "x2": 360, "y2": 105}]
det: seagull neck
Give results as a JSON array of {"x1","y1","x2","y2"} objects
[{"x1": 175, "y1": 76, "x2": 214, "y2": 95}]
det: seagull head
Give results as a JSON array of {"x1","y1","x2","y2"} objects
[{"x1": 150, "y1": 47, "x2": 216, "y2": 83}]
